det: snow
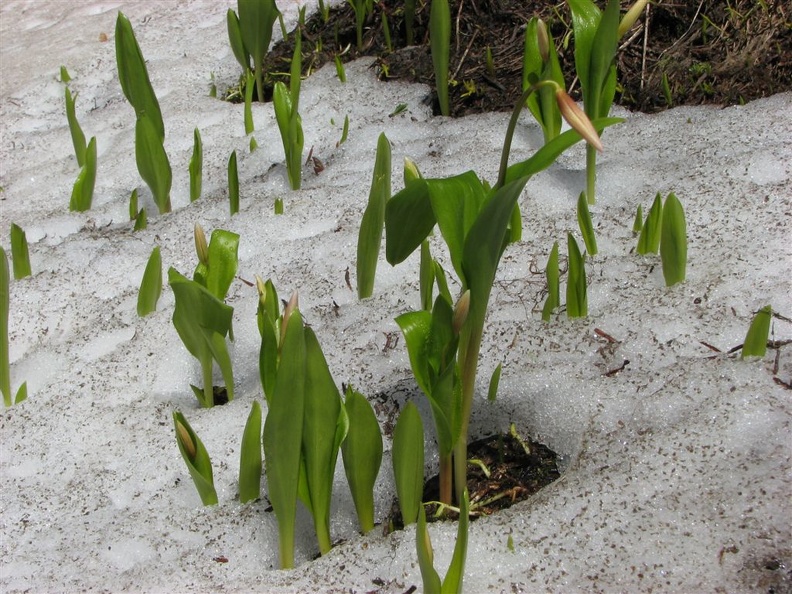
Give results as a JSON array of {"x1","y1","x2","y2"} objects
[{"x1": 1, "y1": 1, "x2": 791, "y2": 593}]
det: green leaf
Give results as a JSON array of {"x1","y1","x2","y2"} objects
[
  {"x1": 632, "y1": 204, "x2": 643, "y2": 234},
  {"x1": 341, "y1": 387, "x2": 383, "y2": 534},
  {"x1": 189, "y1": 128, "x2": 203, "y2": 202},
  {"x1": 244, "y1": 69, "x2": 255, "y2": 135},
  {"x1": 135, "y1": 114, "x2": 171, "y2": 214},
  {"x1": 576, "y1": 191, "x2": 598, "y2": 255},
  {"x1": 200, "y1": 229, "x2": 240, "y2": 303},
  {"x1": 173, "y1": 411, "x2": 218, "y2": 506},
  {"x1": 567, "y1": 0, "x2": 601, "y2": 104},
  {"x1": 115, "y1": 12, "x2": 164, "y2": 142},
  {"x1": 395, "y1": 310, "x2": 434, "y2": 396},
  {"x1": 228, "y1": 150, "x2": 239, "y2": 215},
  {"x1": 14, "y1": 382, "x2": 27, "y2": 405},
  {"x1": 64, "y1": 86, "x2": 86, "y2": 167},
  {"x1": 129, "y1": 188, "x2": 139, "y2": 220},
  {"x1": 416, "y1": 505, "x2": 443, "y2": 594},
  {"x1": 420, "y1": 240, "x2": 435, "y2": 311},
  {"x1": 566, "y1": 233, "x2": 587, "y2": 318},
  {"x1": 273, "y1": 82, "x2": 303, "y2": 190},
  {"x1": 239, "y1": 400, "x2": 262, "y2": 503},
  {"x1": 263, "y1": 309, "x2": 306, "y2": 569},
  {"x1": 10, "y1": 223, "x2": 31, "y2": 279},
  {"x1": 385, "y1": 179, "x2": 436, "y2": 266},
  {"x1": 586, "y1": 0, "x2": 620, "y2": 118},
  {"x1": 392, "y1": 401, "x2": 424, "y2": 526},
  {"x1": 134, "y1": 207, "x2": 147, "y2": 231},
  {"x1": 637, "y1": 192, "x2": 663, "y2": 255},
  {"x1": 541, "y1": 241, "x2": 559, "y2": 321},
  {"x1": 137, "y1": 246, "x2": 162, "y2": 317},
  {"x1": 59, "y1": 65, "x2": 71, "y2": 83},
  {"x1": 487, "y1": 363, "x2": 502, "y2": 402},
  {"x1": 69, "y1": 136, "x2": 97, "y2": 212},
  {"x1": 226, "y1": 8, "x2": 250, "y2": 72},
  {"x1": 1, "y1": 247, "x2": 12, "y2": 407},
  {"x1": 429, "y1": 0, "x2": 450, "y2": 116},
  {"x1": 356, "y1": 132, "x2": 391, "y2": 299},
  {"x1": 302, "y1": 326, "x2": 344, "y2": 555},
  {"x1": 237, "y1": 0, "x2": 280, "y2": 103},
  {"x1": 660, "y1": 192, "x2": 686, "y2": 286},
  {"x1": 440, "y1": 489, "x2": 470, "y2": 594},
  {"x1": 427, "y1": 171, "x2": 487, "y2": 284},
  {"x1": 742, "y1": 305, "x2": 771, "y2": 359}
]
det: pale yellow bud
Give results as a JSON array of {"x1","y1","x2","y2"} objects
[
  {"x1": 452, "y1": 290, "x2": 471, "y2": 335},
  {"x1": 555, "y1": 90, "x2": 604, "y2": 153},
  {"x1": 403, "y1": 157, "x2": 422, "y2": 185},
  {"x1": 618, "y1": 0, "x2": 649, "y2": 38},
  {"x1": 176, "y1": 420, "x2": 196, "y2": 460},
  {"x1": 194, "y1": 223, "x2": 209, "y2": 266},
  {"x1": 536, "y1": 18, "x2": 550, "y2": 63},
  {"x1": 280, "y1": 290, "x2": 299, "y2": 344}
]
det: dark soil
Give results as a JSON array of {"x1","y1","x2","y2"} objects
[
  {"x1": 385, "y1": 428, "x2": 560, "y2": 530},
  {"x1": 243, "y1": 0, "x2": 791, "y2": 116}
]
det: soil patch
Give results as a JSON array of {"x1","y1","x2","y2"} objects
[{"x1": 242, "y1": 0, "x2": 791, "y2": 116}]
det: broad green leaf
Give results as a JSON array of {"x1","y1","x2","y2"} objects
[
  {"x1": 302, "y1": 326, "x2": 343, "y2": 555},
  {"x1": 392, "y1": 401, "x2": 424, "y2": 526},
  {"x1": 341, "y1": 387, "x2": 383, "y2": 534},
  {"x1": 461, "y1": 177, "x2": 530, "y2": 335},
  {"x1": 742, "y1": 305, "x2": 771, "y2": 359},
  {"x1": 385, "y1": 179, "x2": 435, "y2": 265},
  {"x1": 134, "y1": 208, "x2": 147, "y2": 231},
  {"x1": 237, "y1": 0, "x2": 280, "y2": 102},
  {"x1": 257, "y1": 278, "x2": 280, "y2": 401},
  {"x1": 228, "y1": 150, "x2": 239, "y2": 215},
  {"x1": 115, "y1": 12, "x2": 164, "y2": 141},
  {"x1": 203, "y1": 327, "x2": 235, "y2": 402},
  {"x1": 566, "y1": 233, "x2": 587, "y2": 318},
  {"x1": 137, "y1": 246, "x2": 162, "y2": 317},
  {"x1": 59, "y1": 65, "x2": 71, "y2": 83},
  {"x1": 10, "y1": 223, "x2": 31, "y2": 279},
  {"x1": 263, "y1": 309, "x2": 306, "y2": 569},
  {"x1": 64, "y1": 87, "x2": 86, "y2": 167},
  {"x1": 567, "y1": 0, "x2": 601, "y2": 108},
  {"x1": 239, "y1": 400, "x2": 262, "y2": 503},
  {"x1": 356, "y1": 132, "x2": 391, "y2": 298},
  {"x1": 637, "y1": 193, "x2": 663, "y2": 255},
  {"x1": 440, "y1": 489, "x2": 470, "y2": 594},
  {"x1": 173, "y1": 411, "x2": 218, "y2": 506},
  {"x1": 69, "y1": 136, "x2": 97, "y2": 212},
  {"x1": 202, "y1": 229, "x2": 240, "y2": 303},
  {"x1": 429, "y1": 0, "x2": 450, "y2": 116},
  {"x1": 189, "y1": 128, "x2": 202, "y2": 202},
  {"x1": 226, "y1": 9, "x2": 250, "y2": 72},
  {"x1": 586, "y1": 0, "x2": 620, "y2": 118},
  {"x1": 541, "y1": 241, "x2": 560, "y2": 321},
  {"x1": 395, "y1": 310, "x2": 434, "y2": 396},
  {"x1": 135, "y1": 114, "x2": 171, "y2": 214},
  {"x1": 503, "y1": 117, "x2": 622, "y2": 184},
  {"x1": 576, "y1": 191, "x2": 598, "y2": 255},
  {"x1": 14, "y1": 382, "x2": 27, "y2": 405},
  {"x1": 427, "y1": 171, "x2": 487, "y2": 284},
  {"x1": 660, "y1": 192, "x2": 686, "y2": 286}
]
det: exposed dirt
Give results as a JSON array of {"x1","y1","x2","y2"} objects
[{"x1": 243, "y1": 0, "x2": 791, "y2": 116}]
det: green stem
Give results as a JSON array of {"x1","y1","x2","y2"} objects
[
  {"x1": 201, "y1": 357, "x2": 214, "y2": 408},
  {"x1": 439, "y1": 453, "x2": 453, "y2": 506},
  {"x1": 315, "y1": 514, "x2": 332, "y2": 556},
  {"x1": 586, "y1": 144, "x2": 597, "y2": 204},
  {"x1": 1, "y1": 249, "x2": 11, "y2": 407},
  {"x1": 279, "y1": 529, "x2": 295, "y2": 569}
]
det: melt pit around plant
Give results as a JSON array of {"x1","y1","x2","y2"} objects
[{"x1": 0, "y1": 1, "x2": 790, "y2": 592}]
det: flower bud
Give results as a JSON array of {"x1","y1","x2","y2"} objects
[
  {"x1": 403, "y1": 157, "x2": 422, "y2": 185},
  {"x1": 175, "y1": 419, "x2": 196, "y2": 461},
  {"x1": 194, "y1": 223, "x2": 209, "y2": 266},
  {"x1": 556, "y1": 90, "x2": 603, "y2": 153},
  {"x1": 452, "y1": 290, "x2": 470, "y2": 335},
  {"x1": 618, "y1": 0, "x2": 649, "y2": 38},
  {"x1": 536, "y1": 18, "x2": 550, "y2": 63},
  {"x1": 280, "y1": 290, "x2": 299, "y2": 344}
]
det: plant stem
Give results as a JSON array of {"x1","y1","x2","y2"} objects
[
  {"x1": 452, "y1": 324, "x2": 484, "y2": 504},
  {"x1": 279, "y1": 530, "x2": 295, "y2": 569},
  {"x1": 439, "y1": 454, "x2": 453, "y2": 506}
]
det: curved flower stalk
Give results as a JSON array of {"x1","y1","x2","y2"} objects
[
  {"x1": 382, "y1": 80, "x2": 611, "y2": 505},
  {"x1": 568, "y1": 0, "x2": 649, "y2": 203}
]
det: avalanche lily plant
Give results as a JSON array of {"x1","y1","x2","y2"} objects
[{"x1": 383, "y1": 81, "x2": 612, "y2": 506}]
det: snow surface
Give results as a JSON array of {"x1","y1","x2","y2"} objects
[{"x1": 1, "y1": 1, "x2": 791, "y2": 593}]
